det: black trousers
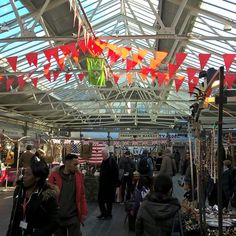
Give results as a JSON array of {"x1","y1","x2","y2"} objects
[
  {"x1": 54, "y1": 219, "x2": 81, "y2": 236},
  {"x1": 121, "y1": 175, "x2": 133, "y2": 202},
  {"x1": 98, "y1": 186, "x2": 116, "y2": 216}
]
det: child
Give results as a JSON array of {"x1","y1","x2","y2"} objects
[{"x1": 126, "y1": 176, "x2": 150, "y2": 231}]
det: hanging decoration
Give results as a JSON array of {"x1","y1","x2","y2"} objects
[
  {"x1": 1, "y1": 0, "x2": 236, "y2": 94},
  {"x1": 86, "y1": 58, "x2": 106, "y2": 86}
]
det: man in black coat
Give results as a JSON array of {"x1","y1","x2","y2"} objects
[{"x1": 97, "y1": 148, "x2": 119, "y2": 220}]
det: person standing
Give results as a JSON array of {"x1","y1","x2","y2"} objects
[
  {"x1": 159, "y1": 149, "x2": 176, "y2": 177},
  {"x1": 119, "y1": 150, "x2": 135, "y2": 202},
  {"x1": 7, "y1": 156, "x2": 59, "y2": 236},
  {"x1": 135, "y1": 175, "x2": 181, "y2": 236},
  {"x1": 48, "y1": 153, "x2": 88, "y2": 236},
  {"x1": 19, "y1": 144, "x2": 34, "y2": 168},
  {"x1": 97, "y1": 148, "x2": 119, "y2": 220},
  {"x1": 174, "y1": 149, "x2": 181, "y2": 173}
]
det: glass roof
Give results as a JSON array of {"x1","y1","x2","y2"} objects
[{"x1": 0, "y1": 0, "x2": 235, "y2": 130}]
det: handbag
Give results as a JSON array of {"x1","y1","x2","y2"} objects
[{"x1": 171, "y1": 211, "x2": 184, "y2": 236}]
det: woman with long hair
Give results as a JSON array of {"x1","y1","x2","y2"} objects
[{"x1": 7, "y1": 156, "x2": 59, "y2": 236}]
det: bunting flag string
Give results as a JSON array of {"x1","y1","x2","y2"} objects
[{"x1": 3, "y1": 33, "x2": 236, "y2": 93}]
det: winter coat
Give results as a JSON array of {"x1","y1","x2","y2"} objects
[
  {"x1": 48, "y1": 166, "x2": 88, "y2": 223},
  {"x1": 119, "y1": 156, "x2": 135, "y2": 176},
  {"x1": 135, "y1": 192, "x2": 181, "y2": 236},
  {"x1": 7, "y1": 181, "x2": 59, "y2": 236},
  {"x1": 159, "y1": 154, "x2": 176, "y2": 177},
  {"x1": 222, "y1": 167, "x2": 233, "y2": 200}
]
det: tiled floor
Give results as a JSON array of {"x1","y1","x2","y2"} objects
[{"x1": 81, "y1": 174, "x2": 185, "y2": 236}]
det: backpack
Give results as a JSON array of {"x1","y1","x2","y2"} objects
[{"x1": 138, "y1": 157, "x2": 150, "y2": 175}]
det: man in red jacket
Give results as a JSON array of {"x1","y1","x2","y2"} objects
[{"x1": 48, "y1": 154, "x2": 88, "y2": 236}]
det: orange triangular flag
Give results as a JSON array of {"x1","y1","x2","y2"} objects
[
  {"x1": 139, "y1": 72, "x2": 147, "y2": 81},
  {"x1": 120, "y1": 47, "x2": 132, "y2": 60},
  {"x1": 127, "y1": 73, "x2": 134, "y2": 85},
  {"x1": 155, "y1": 51, "x2": 168, "y2": 65},
  {"x1": 150, "y1": 59, "x2": 158, "y2": 69},
  {"x1": 113, "y1": 74, "x2": 120, "y2": 84}
]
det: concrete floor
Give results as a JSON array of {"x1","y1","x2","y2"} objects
[{"x1": 0, "y1": 175, "x2": 184, "y2": 236}]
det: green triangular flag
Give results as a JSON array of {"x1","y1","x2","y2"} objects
[{"x1": 86, "y1": 58, "x2": 106, "y2": 86}]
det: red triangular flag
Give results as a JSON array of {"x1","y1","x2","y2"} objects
[
  {"x1": 44, "y1": 72, "x2": 51, "y2": 82},
  {"x1": 113, "y1": 74, "x2": 120, "y2": 84},
  {"x1": 188, "y1": 77, "x2": 199, "y2": 96},
  {"x1": 199, "y1": 53, "x2": 211, "y2": 70},
  {"x1": 126, "y1": 59, "x2": 137, "y2": 72},
  {"x1": 6, "y1": 56, "x2": 17, "y2": 71},
  {"x1": 175, "y1": 76, "x2": 185, "y2": 92},
  {"x1": 31, "y1": 78, "x2": 38, "y2": 87},
  {"x1": 187, "y1": 67, "x2": 197, "y2": 83},
  {"x1": 225, "y1": 73, "x2": 236, "y2": 89},
  {"x1": 60, "y1": 44, "x2": 71, "y2": 57},
  {"x1": 44, "y1": 47, "x2": 59, "y2": 63},
  {"x1": 6, "y1": 78, "x2": 14, "y2": 91},
  {"x1": 53, "y1": 71, "x2": 60, "y2": 82},
  {"x1": 78, "y1": 73, "x2": 85, "y2": 81},
  {"x1": 175, "y1": 52, "x2": 187, "y2": 66},
  {"x1": 18, "y1": 75, "x2": 25, "y2": 89},
  {"x1": 168, "y1": 64, "x2": 179, "y2": 79},
  {"x1": 65, "y1": 73, "x2": 72, "y2": 83},
  {"x1": 26, "y1": 52, "x2": 38, "y2": 67},
  {"x1": 44, "y1": 63, "x2": 51, "y2": 82},
  {"x1": 88, "y1": 37, "x2": 103, "y2": 57},
  {"x1": 141, "y1": 66, "x2": 152, "y2": 76},
  {"x1": 78, "y1": 39, "x2": 87, "y2": 54},
  {"x1": 223, "y1": 54, "x2": 236, "y2": 71},
  {"x1": 157, "y1": 72, "x2": 167, "y2": 86}
]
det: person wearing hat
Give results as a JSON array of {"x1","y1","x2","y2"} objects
[
  {"x1": 7, "y1": 156, "x2": 59, "y2": 236},
  {"x1": 48, "y1": 154, "x2": 88, "y2": 236}
]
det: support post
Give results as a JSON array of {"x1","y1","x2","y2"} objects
[{"x1": 217, "y1": 66, "x2": 224, "y2": 236}]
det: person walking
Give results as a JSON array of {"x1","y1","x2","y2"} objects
[
  {"x1": 48, "y1": 153, "x2": 88, "y2": 236},
  {"x1": 119, "y1": 150, "x2": 135, "y2": 202},
  {"x1": 97, "y1": 148, "x2": 119, "y2": 220},
  {"x1": 159, "y1": 149, "x2": 176, "y2": 177},
  {"x1": 135, "y1": 175, "x2": 181, "y2": 236},
  {"x1": 7, "y1": 156, "x2": 59, "y2": 236}
]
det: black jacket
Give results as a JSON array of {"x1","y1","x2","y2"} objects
[
  {"x1": 135, "y1": 192, "x2": 181, "y2": 236},
  {"x1": 7, "y1": 181, "x2": 59, "y2": 236}
]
